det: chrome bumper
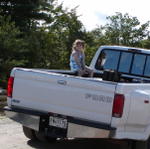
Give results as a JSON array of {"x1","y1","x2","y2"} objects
[
  {"x1": 4, "y1": 106, "x2": 115, "y2": 138},
  {"x1": 4, "y1": 107, "x2": 40, "y2": 131},
  {"x1": 67, "y1": 123, "x2": 110, "y2": 138}
]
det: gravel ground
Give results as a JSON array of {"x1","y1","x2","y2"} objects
[{"x1": 0, "y1": 114, "x2": 129, "y2": 149}]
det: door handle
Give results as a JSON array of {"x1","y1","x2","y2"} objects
[{"x1": 57, "y1": 80, "x2": 67, "y2": 85}]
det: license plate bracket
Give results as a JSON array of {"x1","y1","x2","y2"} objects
[{"x1": 49, "y1": 116, "x2": 67, "y2": 129}]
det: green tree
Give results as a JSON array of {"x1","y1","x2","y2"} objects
[
  {"x1": 0, "y1": 15, "x2": 27, "y2": 88},
  {"x1": 104, "y1": 12, "x2": 150, "y2": 46},
  {"x1": 0, "y1": 0, "x2": 59, "y2": 32},
  {"x1": 140, "y1": 38, "x2": 150, "y2": 49}
]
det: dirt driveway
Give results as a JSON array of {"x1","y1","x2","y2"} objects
[{"x1": 0, "y1": 114, "x2": 129, "y2": 149}]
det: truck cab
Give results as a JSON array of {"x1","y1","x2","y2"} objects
[{"x1": 90, "y1": 45, "x2": 150, "y2": 83}]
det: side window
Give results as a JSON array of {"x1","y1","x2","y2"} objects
[
  {"x1": 131, "y1": 54, "x2": 146, "y2": 75},
  {"x1": 144, "y1": 56, "x2": 150, "y2": 77},
  {"x1": 118, "y1": 52, "x2": 133, "y2": 73},
  {"x1": 96, "y1": 50, "x2": 120, "y2": 70}
]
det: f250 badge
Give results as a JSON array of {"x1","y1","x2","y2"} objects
[{"x1": 85, "y1": 93, "x2": 113, "y2": 103}]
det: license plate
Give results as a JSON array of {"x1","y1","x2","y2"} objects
[{"x1": 49, "y1": 116, "x2": 67, "y2": 129}]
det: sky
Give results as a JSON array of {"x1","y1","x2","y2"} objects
[{"x1": 57, "y1": 0, "x2": 150, "y2": 31}]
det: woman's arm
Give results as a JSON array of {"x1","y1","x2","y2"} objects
[{"x1": 81, "y1": 52, "x2": 86, "y2": 69}]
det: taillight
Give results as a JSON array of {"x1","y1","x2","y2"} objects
[
  {"x1": 112, "y1": 94, "x2": 125, "y2": 118},
  {"x1": 7, "y1": 77, "x2": 14, "y2": 97}
]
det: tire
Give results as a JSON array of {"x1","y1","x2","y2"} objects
[
  {"x1": 35, "y1": 131, "x2": 57, "y2": 143},
  {"x1": 34, "y1": 131, "x2": 47, "y2": 142},
  {"x1": 46, "y1": 136, "x2": 57, "y2": 143},
  {"x1": 131, "y1": 139, "x2": 150, "y2": 149},
  {"x1": 22, "y1": 126, "x2": 37, "y2": 140}
]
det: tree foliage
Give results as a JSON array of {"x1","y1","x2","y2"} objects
[
  {"x1": 0, "y1": 15, "x2": 27, "y2": 87},
  {"x1": 0, "y1": 0, "x2": 65, "y2": 32},
  {"x1": 104, "y1": 12, "x2": 149, "y2": 46}
]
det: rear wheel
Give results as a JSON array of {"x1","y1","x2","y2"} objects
[
  {"x1": 34, "y1": 131, "x2": 47, "y2": 142},
  {"x1": 35, "y1": 131, "x2": 57, "y2": 143},
  {"x1": 22, "y1": 126, "x2": 37, "y2": 140},
  {"x1": 130, "y1": 138, "x2": 150, "y2": 149},
  {"x1": 46, "y1": 136, "x2": 57, "y2": 143}
]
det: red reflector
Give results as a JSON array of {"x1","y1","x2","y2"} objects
[
  {"x1": 7, "y1": 77, "x2": 14, "y2": 97},
  {"x1": 112, "y1": 94, "x2": 125, "y2": 118}
]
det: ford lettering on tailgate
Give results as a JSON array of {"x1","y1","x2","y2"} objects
[{"x1": 85, "y1": 93, "x2": 113, "y2": 103}]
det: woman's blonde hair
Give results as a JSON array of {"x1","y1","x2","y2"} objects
[{"x1": 72, "y1": 39, "x2": 85, "y2": 51}]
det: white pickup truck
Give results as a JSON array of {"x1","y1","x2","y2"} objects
[{"x1": 4, "y1": 45, "x2": 150, "y2": 148}]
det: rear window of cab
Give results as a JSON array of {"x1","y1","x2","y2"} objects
[{"x1": 95, "y1": 49, "x2": 150, "y2": 78}]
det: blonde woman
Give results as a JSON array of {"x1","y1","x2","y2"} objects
[{"x1": 70, "y1": 39, "x2": 93, "y2": 77}]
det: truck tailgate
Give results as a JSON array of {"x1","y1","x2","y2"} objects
[{"x1": 11, "y1": 69, "x2": 117, "y2": 124}]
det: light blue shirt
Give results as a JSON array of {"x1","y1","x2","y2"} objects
[{"x1": 70, "y1": 52, "x2": 84, "y2": 71}]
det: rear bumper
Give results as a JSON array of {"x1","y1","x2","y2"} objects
[
  {"x1": 4, "y1": 106, "x2": 116, "y2": 138},
  {"x1": 67, "y1": 123, "x2": 113, "y2": 138},
  {"x1": 4, "y1": 107, "x2": 40, "y2": 131}
]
